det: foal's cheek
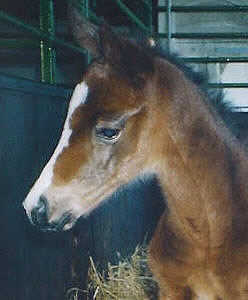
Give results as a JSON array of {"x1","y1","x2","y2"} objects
[
  {"x1": 94, "y1": 145, "x2": 116, "y2": 175},
  {"x1": 114, "y1": 131, "x2": 138, "y2": 162}
]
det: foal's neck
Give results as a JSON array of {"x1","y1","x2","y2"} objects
[{"x1": 153, "y1": 59, "x2": 248, "y2": 247}]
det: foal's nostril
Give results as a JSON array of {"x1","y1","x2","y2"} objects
[
  {"x1": 30, "y1": 195, "x2": 49, "y2": 228},
  {"x1": 39, "y1": 195, "x2": 48, "y2": 209}
]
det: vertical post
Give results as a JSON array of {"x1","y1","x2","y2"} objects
[
  {"x1": 166, "y1": 0, "x2": 172, "y2": 53},
  {"x1": 157, "y1": 0, "x2": 166, "y2": 49},
  {"x1": 148, "y1": 0, "x2": 153, "y2": 34},
  {"x1": 92, "y1": 0, "x2": 97, "y2": 9},
  {"x1": 79, "y1": 0, "x2": 91, "y2": 65},
  {"x1": 39, "y1": 0, "x2": 56, "y2": 84}
]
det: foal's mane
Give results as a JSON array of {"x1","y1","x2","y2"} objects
[
  {"x1": 121, "y1": 31, "x2": 238, "y2": 136},
  {"x1": 117, "y1": 29, "x2": 227, "y2": 105}
]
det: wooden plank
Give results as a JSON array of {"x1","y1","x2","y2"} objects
[{"x1": 0, "y1": 73, "x2": 71, "y2": 98}]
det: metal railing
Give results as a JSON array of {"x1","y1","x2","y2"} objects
[
  {"x1": 157, "y1": 5, "x2": 248, "y2": 12},
  {"x1": 0, "y1": 0, "x2": 152, "y2": 85},
  {"x1": 1, "y1": 0, "x2": 248, "y2": 95},
  {"x1": 158, "y1": 32, "x2": 248, "y2": 39},
  {"x1": 157, "y1": 2, "x2": 248, "y2": 92},
  {"x1": 179, "y1": 57, "x2": 248, "y2": 63}
]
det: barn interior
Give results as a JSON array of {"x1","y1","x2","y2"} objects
[{"x1": 0, "y1": 1, "x2": 248, "y2": 299}]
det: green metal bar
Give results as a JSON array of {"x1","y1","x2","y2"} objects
[
  {"x1": 83, "y1": 0, "x2": 89, "y2": 18},
  {"x1": 208, "y1": 83, "x2": 248, "y2": 88},
  {"x1": 158, "y1": 32, "x2": 248, "y2": 39},
  {"x1": 179, "y1": 57, "x2": 248, "y2": 63},
  {"x1": 112, "y1": 0, "x2": 151, "y2": 34},
  {"x1": 167, "y1": 0, "x2": 172, "y2": 53},
  {"x1": 73, "y1": 1, "x2": 101, "y2": 24},
  {"x1": 147, "y1": 0, "x2": 153, "y2": 33},
  {"x1": 0, "y1": 38, "x2": 38, "y2": 48},
  {"x1": 92, "y1": 0, "x2": 97, "y2": 9},
  {"x1": 0, "y1": 10, "x2": 86, "y2": 55},
  {"x1": 40, "y1": 0, "x2": 56, "y2": 84},
  {"x1": 79, "y1": 0, "x2": 91, "y2": 65},
  {"x1": 234, "y1": 107, "x2": 248, "y2": 110},
  {"x1": 139, "y1": 0, "x2": 150, "y2": 7},
  {"x1": 157, "y1": 5, "x2": 248, "y2": 12}
]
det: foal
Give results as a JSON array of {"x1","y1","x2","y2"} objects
[{"x1": 23, "y1": 8, "x2": 248, "y2": 300}]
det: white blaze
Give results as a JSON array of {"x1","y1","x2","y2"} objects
[{"x1": 23, "y1": 81, "x2": 88, "y2": 215}]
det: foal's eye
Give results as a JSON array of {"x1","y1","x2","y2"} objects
[{"x1": 96, "y1": 128, "x2": 120, "y2": 140}]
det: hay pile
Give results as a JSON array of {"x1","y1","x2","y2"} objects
[{"x1": 86, "y1": 245, "x2": 158, "y2": 300}]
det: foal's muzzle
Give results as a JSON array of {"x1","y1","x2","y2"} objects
[
  {"x1": 29, "y1": 195, "x2": 74, "y2": 232},
  {"x1": 30, "y1": 195, "x2": 53, "y2": 231}
]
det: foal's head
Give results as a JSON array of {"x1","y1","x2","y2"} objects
[{"x1": 23, "y1": 9, "x2": 166, "y2": 231}]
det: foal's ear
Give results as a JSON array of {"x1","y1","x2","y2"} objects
[
  {"x1": 68, "y1": 3, "x2": 132, "y2": 61},
  {"x1": 68, "y1": 3, "x2": 153, "y2": 80},
  {"x1": 68, "y1": 3, "x2": 101, "y2": 58}
]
